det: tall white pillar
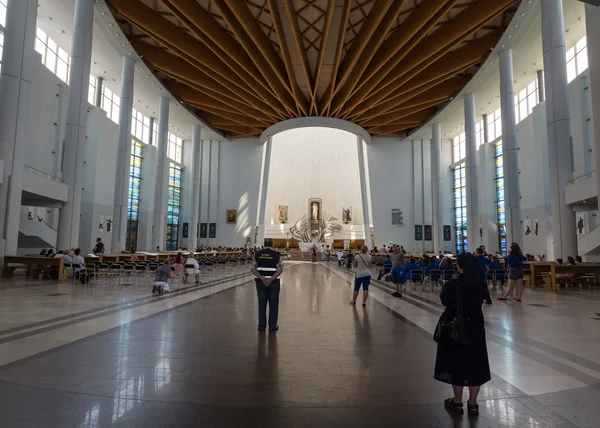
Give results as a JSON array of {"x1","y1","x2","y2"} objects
[
  {"x1": 111, "y1": 56, "x2": 135, "y2": 253},
  {"x1": 499, "y1": 49, "x2": 522, "y2": 247},
  {"x1": 57, "y1": 0, "x2": 95, "y2": 250},
  {"x1": 586, "y1": 4, "x2": 600, "y2": 224},
  {"x1": 188, "y1": 125, "x2": 201, "y2": 251},
  {"x1": 152, "y1": 96, "x2": 170, "y2": 251},
  {"x1": 356, "y1": 136, "x2": 372, "y2": 247},
  {"x1": 541, "y1": 0, "x2": 577, "y2": 260},
  {"x1": 537, "y1": 70, "x2": 546, "y2": 103},
  {"x1": 256, "y1": 137, "x2": 273, "y2": 246},
  {"x1": 95, "y1": 76, "x2": 103, "y2": 108},
  {"x1": 0, "y1": 0, "x2": 38, "y2": 263},
  {"x1": 464, "y1": 92, "x2": 479, "y2": 251},
  {"x1": 207, "y1": 140, "x2": 220, "y2": 247},
  {"x1": 431, "y1": 123, "x2": 443, "y2": 254}
]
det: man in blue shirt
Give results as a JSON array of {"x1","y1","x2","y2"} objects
[
  {"x1": 405, "y1": 258, "x2": 422, "y2": 290},
  {"x1": 378, "y1": 255, "x2": 393, "y2": 280}
]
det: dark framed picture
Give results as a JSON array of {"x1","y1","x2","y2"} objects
[
  {"x1": 209, "y1": 223, "x2": 217, "y2": 238},
  {"x1": 443, "y1": 225, "x2": 452, "y2": 242},
  {"x1": 226, "y1": 210, "x2": 237, "y2": 224},
  {"x1": 415, "y1": 225, "x2": 423, "y2": 241},
  {"x1": 424, "y1": 225, "x2": 432, "y2": 241},
  {"x1": 200, "y1": 223, "x2": 208, "y2": 238},
  {"x1": 182, "y1": 223, "x2": 189, "y2": 238}
]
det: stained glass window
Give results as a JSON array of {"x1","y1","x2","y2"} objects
[
  {"x1": 126, "y1": 141, "x2": 143, "y2": 251},
  {"x1": 494, "y1": 141, "x2": 507, "y2": 255},
  {"x1": 453, "y1": 163, "x2": 467, "y2": 253},
  {"x1": 166, "y1": 163, "x2": 182, "y2": 250}
]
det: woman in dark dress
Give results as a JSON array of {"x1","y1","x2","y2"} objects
[{"x1": 434, "y1": 252, "x2": 491, "y2": 416}]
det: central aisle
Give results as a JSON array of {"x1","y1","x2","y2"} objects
[{"x1": 0, "y1": 263, "x2": 578, "y2": 427}]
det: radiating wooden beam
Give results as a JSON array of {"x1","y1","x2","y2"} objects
[
  {"x1": 132, "y1": 40, "x2": 283, "y2": 121},
  {"x1": 218, "y1": 0, "x2": 296, "y2": 113},
  {"x1": 359, "y1": 109, "x2": 438, "y2": 129},
  {"x1": 341, "y1": 0, "x2": 513, "y2": 117},
  {"x1": 328, "y1": 0, "x2": 406, "y2": 116},
  {"x1": 267, "y1": 0, "x2": 307, "y2": 116},
  {"x1": 319, "y1": 0, "x2": 394, "y2": 113},
  {"x1": 282, "y1": 0, "x2": 315, "y2": 115},
  {"x1": 321, "y1": 0, "x2": 352, "y2": 116},
  {"x1": 108, "y1": 0, "x2": 289, "y2": 116},
  {"x1": 366, "y1": 107, "x2": 437, "y2": 134},
  {"x1": 309, "y1": 0, "x2": 334, "y2": 115},
  {"x1": 346, "y1": 29, "x2": 503, "y2": 118},
  {"x1": 358, "y1": 96, "x2": 453, "y2": 128},
  {"x1": 198, "y1": 110, "x2": 267, "y2": 130}
]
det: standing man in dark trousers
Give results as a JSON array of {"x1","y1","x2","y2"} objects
[{"x1": 251, "y1": 239, "x2": 284, "y2": 332}]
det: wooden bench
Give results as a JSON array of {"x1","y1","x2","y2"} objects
[
  {"x1": 3, "y1": 256, "x2": 66, "y2": 281},
  {"x1": 551, "y1": 264, "x2": 600, "y2": 291},
  {"x1": 523, "y1": 262, "x2": 554, "y2": 289}
]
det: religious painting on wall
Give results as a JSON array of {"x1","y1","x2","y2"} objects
[
  {"x1": 106, "y1": 215, "x2": 113, "y2": 233},
  {"x1": 209, "y1": 223, "x2": 217, "y2": 238},
  {"x1": 424, "y1": 225, "x2": 432, "y2": 241},
  {"x1": 200, "y1": 223, "x2": 208, "y2": 238},
  {"x1": 415, "y1": 225, "x2": 423, "y2": 241},
  {"x1": 392, "y1": 209, "x2": 404, "y2": 226},
  {"x1": 182, "y1": 223, "x2": 189, "y2": 238},
  {"x1": 443, "y1": 225, "x2": 452, "y2": 241},
  {"x1": 226, "y1": 210, "x2": 237, "y2": 224},
  {"x1": 278, "y1": 205, "x2": 288, "y2": 224},
  {"x1": 308, "y1": 198, "x2": 322, "y2": 225},
  {"x1": 342, "y1": 207, "x2": 352, "y2": 224},
  {"x1": 524, "y1": 218, "x2": 532, "y2": 237},
  {"x1": 534, "y1": 219, "x2": 539, "y2": 236},
  {"x1": 577, "y1": 217, "x2": 585, "y2": 235},
  {"x1": 98, "y1": 214, "x2": 105, "y2": 232}
]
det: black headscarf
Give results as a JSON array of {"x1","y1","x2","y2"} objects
[{"x1": 456, "y1": 252, "x2": 479, "y2": 285}]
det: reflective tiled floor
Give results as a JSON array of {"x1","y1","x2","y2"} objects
[{"x1": 0, "y1": 262, "x2": 599, "y2": 427}]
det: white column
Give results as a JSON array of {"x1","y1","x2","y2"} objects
[
  {"x1": 0, "y1": 0, "x2": 38, "y2": 263},
  {"x1": 111, "y1": 56, "x2": 135, "y2": 253},
  {"x1": 541, "y1": 0, "x2": 577, "y2": 260},
  {"x1": 95, "y1": 76, "x2": 103, "y2": 108},
  {"x1": 152, "y1": 96, "x2": 170, "y2": 251},
  {"x1": 482, "y1": 114, "x2": 489, "y2": 144},
  {"x1": 208, "y1": 140, "x2": 220, "y2": 247},
  {"x1": 499, "y1": 49, "x2": 522, "y2": 247},
  {"x1": 431, "y1": 124, "x2": 443, "y2": 255},
  {"x1": 256, "y1": 137, "x2": 273, "y2": 246},
  {"x1": 586, "y1": 4, "x2": 600, "y2": 223},
  {"x1": 537, "y1": 70, "x2": 546, "y2": 103},
  {"x1": 464, "y1": 92, "x2": 479, "y2": 251},
  {"x1": 356, "y1": 136, "x2": 371, "y2": 247},
  {"x1": 57, "y1": 0, "x2": 94, "y2": 250},
  {"x1": 199, "y1": 140, "x2": 211, "y2": 245},
  {"x1": 188, "y1": 125, "x2": 201, "y2": 250}
]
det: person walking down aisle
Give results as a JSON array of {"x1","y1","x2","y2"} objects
[
  {"x1": 337, "y1": 249, "x2": 344, "y2": 266},
  {"x1": 251, "y1": 239, "x2": 284, "y2": 333},
  {"x1": 152, "y1": 260, "x2": 173, "y2": 294},
  {"x1": 498, "y1": 243, "x2": 526, "y2": 302},
  {"x1": 351, "y1": 245, "x2": 372, "y2": 307},
  {"x1": 435, "y1": 253, "x2": 491, "y2": 416},
  {"x1": 311, "y1": 245, "x2": 317, "y2": 262},
  {"x1": 391, "y1": 244, "x2": 405, "y2": 297}
]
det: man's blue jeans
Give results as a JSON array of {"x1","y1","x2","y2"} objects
[{"x1": 256, "y1": 279, "x2": 280, "y2": 330}]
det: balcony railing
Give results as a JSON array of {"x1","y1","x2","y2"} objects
[
  {"x1": 24, "y1": 165, "x2": 66, "y2": 184},
  {"x1": 20, "y1": 210, "x2": 57, "y2": 232},
  {"x1": 567, "y1": 170, "x2": 595, "y2": 186}
]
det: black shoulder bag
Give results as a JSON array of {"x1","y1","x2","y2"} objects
[{"x1": 433, "y1": 282, "x2": 470, "y2": 347}]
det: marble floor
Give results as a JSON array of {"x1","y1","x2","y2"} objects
[{"x1": 0, "y1": 261, "x2": 599, "y2": 427}]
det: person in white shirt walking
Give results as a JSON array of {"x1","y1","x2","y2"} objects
[{"x1": 351, "y1": 245, "x2": 372, "y2": 307}]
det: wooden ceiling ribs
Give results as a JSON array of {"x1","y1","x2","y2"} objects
[{"x1": 106, "y1": 0, "x2": 521, "y2": 137}]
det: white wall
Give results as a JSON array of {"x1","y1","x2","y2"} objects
[
  {"x1": 78, "y1": 107, "x2": 118, "y2": 254},
  {"x1": 216, "y1": 138, "x2": 263, "y2": 247},
  {"x1": 264, "y1": 127, "x2": 365, "y2": 243}
]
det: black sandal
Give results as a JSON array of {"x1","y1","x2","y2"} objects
[
  {"x1": 444, "y1": 398, "x2": 464, "y2": 413},
  {"x1": 467, "y1": 403, "x2": 479, "y2": 416}
]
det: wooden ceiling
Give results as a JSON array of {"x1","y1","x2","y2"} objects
[{"x1": 107, "y1": 0, "x2": 521, "y2": 138}]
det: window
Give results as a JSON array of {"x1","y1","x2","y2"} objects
[
  {"x1": 515, "y1": 79, "x2": 539, "y2": 124},
  {"x1": 486, "y1": 108, "x2": 502, "y2": 142},
  {"x1": 126, "y1": 141, "x2": 143, "y2": 251},
  {"x1": 475, "y1": 120, "x2": 485, "y2": 147},
  {"x1": 166, "y1": 163, "x2": 182, "y2": 251},
  {"x1": 494, "y1": 142, "x2": 507, "y2": 255},
  {"x1": 101, "y1": 85, "x2": 120, "y2": 124},
  {"x1": 167, "y1": 133, "x2": 183, "y2": 163},
  {"x1": 0, "y1": 0, "x2": 6, "y2": 28},
  {"x1": 566, "y1": 36, "x2": 588, "y2": 83},
  {"x1": 152, "y1": 126, "x2": 158, "y2": 147},
  {"x1": 34, "y1": 27, "x2": 71, "y2": 83},
  {"x1": 0, "y1": 31, "x2": 4, "y2": 74},
  {"x1": 88, "y1": 75, "x2": 96, "y2": 106},
  {"x1": 452, "y1": 132, "x2": 466, "y2": 163},
  {"x1": 131, "y1": 108, "x2": 151, "y2": 145},
  {"x1": 453, "y1": 163, "x2": 467, "y2": 253}
]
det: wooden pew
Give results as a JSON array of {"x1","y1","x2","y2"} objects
[
  {"x1": 3, "y1": 256, "x2": 65, "y2": 281},
  {"x1": 523, "y1": 262, "x2": 554, "y2": 289},
  {"x1": 551, "y1": 264, "x2": 600, "y2": 291}
]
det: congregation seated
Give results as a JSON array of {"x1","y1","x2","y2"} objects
[
  {"x1": 425, "y1": 256, "x2": 441, "y2": 281},
  {"x1": 442, "y1": 258, "x2": 456, "y2": 281},
  {"x1": 405, "y1": 258, "x2": 422, "y2": 282},
  {"x1": 377, "y1": 255, "x2": 392, "y2": 280}
]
